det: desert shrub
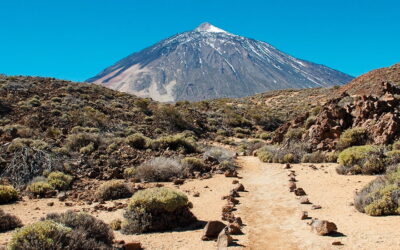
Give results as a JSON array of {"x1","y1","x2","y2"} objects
[
  {"x1": 259, "y1": 132, "x2": 272, "y2": 140},
  {"x1": 233, "y1": 127, "x2": 250, "y2": 135},
  {"x1": 386, "y1": 150, "x2": 400, "y2": 164},
  {"x1": 0, "y1": 209, "x2": 22, "y2": 232},
  {"x1": 26, "y1": 181, "x2": 55, "y2": 197},
  {"x1": 0, "y1": 185, "x2": 18, "y2": 204},
  {"x1": 135, "y1": 157, "x2": 186, "y2": 182},
  {"x1": 324, "y1": 151, "x2": 339, "y2": 162},
  {"x1": 304, "y1": 116, "x2": 317, "y2": 129},
  {"x1": 7, "y1": 138, "x2": 48, "y2": 152},
  {"x1": 257, "y1": 143, "x2": 307, "y2": 164},
  {"x1": 216, "y1": 129, "x2": 229, "y2": 136},
  {"x1": 70, "y1": 126, "x2": 100, "y2": 134},
  {"x1": 151, "y1": 134, "x2": 198, "y2": 153},
  {"x1": 181, "y1": 157, "x2": 208, "y2": 172},
  {"x1": 238, "y1": 140, "x2": 265, "y2": 156},
  {"x1": 224, "y1": 112, "x2": 251, "y2": 128},
  {"x1": 282, "y1": 153, "x2": 295, "y2": 163},
  {"x1": 125, "y1": 133, "x2": 148, "y2": 149},
  {"x1": 44, "y1": 210, "x2": 114, "y2": 245},
  {"x1": 47, "y1": 171, "x2": 73, "y2": 190},
  {"x1": 392, "y1": 141, "x2": 400, "y2": 150},
  {"x1": 218, "y1": 160, "x2": 237, "y2": 171},
  {"x1": 46, "y1": 127, "x2": 62, "y2": 139},
  {"x1": 203, "y1": 147, "x2": 235, "y2": 163},
  {"x1": 2, "y1": 124, "x2": 32, "y2": 138},
  {"x1": 284, "y1": 128, "x2": 305, "y2": 142},
  {"x1": 301, "y1": 151, "x2": 325, "y2": 163},
  {"x1": 110, "y1": 219, "x2": 122, "y2": 230},
  {"x1": 28, "y1": 97, "x2": 41, "y2": 107},
  {"x1": 121, "y1": 187, "x2": 196, "y2": 234},
  {"x1": 257, "y1": 150, "x2": 274, "y2": 163},
  {"x1": 64, "y1": 133, "x2": 102, "y2": 152},
  {"x1": 95, "y1": 180, "x2": 133, "y2": 200},
  {"x1": 336, "y1": 145, "x2": 386, "y2": 175},
  {"x1": 337, "y1": 127, "x2": 368, "y2": 150},
  {"x1": 135, "y1": 98, "x2": 150, "y2": 112},
  {"x1": 123, "y1": 167, "x2": 137, "y2": 179},
  {"x1": 8, "y1": 220, "x2": 71, "y2": 250},
  {"x1": 154, "y1": 105, "x2": 190, "y2": 131},
  {"x1": 354, "y1": 168, "x2": 400, "y2": 216}
]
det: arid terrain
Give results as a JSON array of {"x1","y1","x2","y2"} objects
[{"x1": 1, "y1": 152, "x2": 400, "y2": 249}]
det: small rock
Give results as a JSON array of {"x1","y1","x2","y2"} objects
[
  {"x1": 229, "y1": 189, "x2": 240, "y2": 197},
  {"x1": 228, "y1": 222, "x2": 243, "y2": 234},
  {"x1": 332, "y1": 241, "x2": 343, "y2": 246},
  {"x1": 348, "y1": 202, "x2": 354, "y2": 206},
  {"x1": 202, "y1": 221, "x2": 226, "y2": 240},
  {"x1": 310, "y1": 219, "x2": 337, "y2": 235},
  {"x1": 222, "y1": 205, "x2": 234, "y2": 213},
  {"x1": 289, "y1": 176, "x2": 296, "y2": 182},
  {"x1": 284, "y1": 163, "x2": 291, "y2": 169},
  {"x1": 227, "y1": 196, "x2": 239, "y2": 205},
  {"x1": 173, "y1": 178, "x2": 185, "y2": 185},
  {"x1": 309, "y1": 165, "x2": 317, "y2": 170},
  {"x1": 224, "y1": 170, "x2": 238, "y2": 178},
  {"x1": 232, "y1": 180, "x2": 239, "y2": 184},
  {"x1": 217, "y1": 227, "x2": 233, "y2": 249},
  {"x1": 64, "y1": 202, "x2": 73, "y2": 207},
  {"x1": 57, "y1": 191, "x2": 67, "y2": 201},
  {"x1": 289, "y1": 182, "x2": 297, "y2": 192},
  {"x1": 311, "y1": 205, "x2": 322, "y2": 210},
  {"x1": 300, "y1": 197, "x2": 311, "y2": 204},
  {"x1": 47, "y1": 202, "x2": 54, "y2": 207},
  {"x1": 300, "y1": 211, "x2": 309, "y2": 220},
  {"x1": 193, "y1": 192, "x2": 200, "y2": 197},
  {"x1": 234, "y1": 217, "x2": 243, "y2": 226},
  {"x1": 124, "y1": 241, "x2": 142, "y2": 250},
  {"x1": 233, "y1": 183, "x2": 245, "y2": 192},
  {"x1": 294, "y1": 188, "x2": 306, "y2": 196}
]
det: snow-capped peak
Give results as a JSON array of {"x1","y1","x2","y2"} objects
[{"x1": 195, "y1": 22, "x2": 228, "y2": 33}]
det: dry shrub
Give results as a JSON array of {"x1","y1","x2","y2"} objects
[
  {"x1": 203, "y1": 147, "x2": 235, "y2": 163},
  {"x1": 135, "y1": 157, "x2": 186, "y2": 182},
  {"x1": 95, "y1": 180, "x2": 133, "y2": 200},
  {"x1": 0, "y1": 209, "x2": 22, "y2": 232},
  {"x1": 0, "y1": 185, "x2": 18, "y2": 204}
]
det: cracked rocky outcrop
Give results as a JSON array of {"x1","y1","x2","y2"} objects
[{"x1": 273, "y1": 82, "x2": 400, "y2": 150}]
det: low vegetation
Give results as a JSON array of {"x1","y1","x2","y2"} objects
[
  {"x1": 355, "y1": 166, "x2": 400, "y2": 216},
  {"x1": 336, "y1": 145, "x2": 386, "y2": 175},
  {"x1": 0, "y1": 209, "x2": 22, "y2": 232},
  {"x1": 0, "y1": 185, "x2": 18, "y2": 204},
  {"x1": 95, "y1": 180, "x2": 133, "y2": 200},
  {"x1": 121, "y1": 187, "x2": 196, "y2": 234}
]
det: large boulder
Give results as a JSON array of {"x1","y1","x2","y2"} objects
[
  {"x1": 201, "y1": 221, "x2": 226, "y2": 240},
  {"x1": 310, "y1": 219, "x2": 337, "y2": 235}
]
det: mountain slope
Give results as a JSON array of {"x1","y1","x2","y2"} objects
[{"x1": 87, "y1": 22, "x2": 353, "y2": 102}]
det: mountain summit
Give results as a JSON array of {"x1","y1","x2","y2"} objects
[{"x1": 87, "y1": 23, "x2": 353, "y2": 102}]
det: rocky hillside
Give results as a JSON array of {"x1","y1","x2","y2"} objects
[
  {"x1": 87, "y1": 22, "x2": 353, "y2": 102},
  {"x1": 273, "y1": 63, "x2": 400, "y2": 151}
]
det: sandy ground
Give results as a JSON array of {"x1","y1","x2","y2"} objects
[{"x1": 1, "y1": 156, "x2": 400, "y2": 249}]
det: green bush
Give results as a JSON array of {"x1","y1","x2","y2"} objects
[
  {"x1": 7, "y1": 138, "x2": 48, "y2": 152},
  {"x1": 44, "y1": 211, "x2": 114, "y2": 245},
  {"x1": 304, "y1": 116, "x2": 317, "y2": 129},
  {"x1": 257, "y1": 150, "x2": 274, "y2": 163},
  {"x1": 128, "y1": 187, "x2": 188, "y2": 213},
  {"x1": 284, "y1": 128, "x2": 305, "y2": 142},
  {"x1": 355, "y1": 168, "x2": 400, "y2": 216},
  {"x1": 125, "y1": 133, "x2": 148, "y2": 149},
  {"x1": 259, "y1": 132, "x2": 272, "y2": 140},
  {"x1": 151, "y1": 134, "x2": 197, "y2": 153},
  {"x1": 47, "y1": 171, "x2": 73, "y2": 190},
  {"x1": 301, "y1": 151, "x2": 325, "y2": 163},
  {"x1": 0, "y1": 209, "x2": 22, "y2": 232},
  {"x1": 122, "y1": 187, "x2": 196, "y2": 234},
  {"x1": 95, "y1": 180, "x2": 133, "y2": 200},
  {"x1": 0, "y1": 185, "x2": 18, "y2": 204},
  {"x1": 282, "y1": 153, "x2": 295, "y2": 163},
  {"x1": 26, "y1": 181, "x2": 55, "y2": 197},
  {"x1": 337, "y1": 127, "x2": 368, "y2": 149},
  {"x1": 181, "y1": 157, "x2": 207, "y2": 172},
  {"x1": 337, "y1": 145, "x2": 386, "y2": 175},
  {"x1": 64, "y1": 133, "x2": 101, "y2": 152},
  {"x1": 324, "y1": 151, "x2": 339, "y2": 163},
  {"x1": 8, "y1": 221, "x2": 71, "y2": 250},
  {"x1": 123, "y1": 167, "x2": 137, "y2": 179}
]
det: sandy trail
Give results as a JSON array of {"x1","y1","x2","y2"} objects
[{"x1": 235, "y1": 156, "x2": 400, "y2": 250}]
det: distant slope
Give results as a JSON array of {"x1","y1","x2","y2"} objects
[
  {"x1": 339, "y1": 63, "x2": 400, "y2": 96},
  {"x1": 87, "y1": 22, "x2": 353, "y2": 102}
]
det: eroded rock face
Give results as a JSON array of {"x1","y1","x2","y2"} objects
[{"x1": 273, "y1": 82, "x2": 400, "y2": 150}]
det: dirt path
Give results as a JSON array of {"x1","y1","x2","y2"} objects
[{"x1": 234, "y1": 156, "x2": 400, "y2": 250}]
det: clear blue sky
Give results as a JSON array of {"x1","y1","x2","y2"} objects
[{"x1": 0, "y1": 0, "x2": 399, "y2": 82}]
